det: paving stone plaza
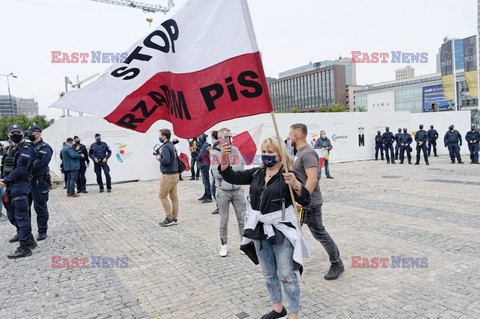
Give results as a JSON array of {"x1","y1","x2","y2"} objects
[{"x1": 0, "y1": 155, "x2": 479, "y2": 318}]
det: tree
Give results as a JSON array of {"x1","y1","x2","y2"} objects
[
  {"x1": 291, "y1": 106, "x2": 300, "y2": 113},
  {"x1": 0, "y1": 115, "x2": 54, "y2": 140},
  {"x1": 318, "y1": 106, "x2": 328, "y2": 112},
  {"x1": 328, "y1": 103, "x2": 348, "y2": 112},
  {"x1": 355, "y1": 106, "x2": 367, "y2": 112}
]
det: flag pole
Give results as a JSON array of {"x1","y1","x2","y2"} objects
[{"x1": 270, "y1": 111, "x2": 301, "y2": 224}]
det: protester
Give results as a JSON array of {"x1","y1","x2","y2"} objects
[
  {"x1": 197, "y1": 133, "x2": 212, "y2": 203},
  {"x1": 189, "y1": 136, "x2": 200, "y2": 180},
  {"x1": 210, "y1": 128, "x2": 245, "y2": 257},
  {"x1": 157, "y1": 129, "x2": 179, "y2": 227},
  {"x1": 219, "y1": 137, "x2": 310, "y2": 319},
  {"x1": 209, "y1": 130, "x2": 219, "y2": 213},
  {"x1": 61, "y1": 138, "x2": 83, "y2": 197},
  {"x1": 289, "y1": 124, "x2": 344, "y2": 280},
  {"x1": 314, "y1": 130, "x2": 334, "y2": 179}
]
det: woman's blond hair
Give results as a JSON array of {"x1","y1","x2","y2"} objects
[{"x1": 260, "y1": 137, "x2": 292, "y2": 171}]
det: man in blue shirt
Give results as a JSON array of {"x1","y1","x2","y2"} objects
[
  {"x1": 89, "y1": 133, "x2": 112, "y2": 193},
  {"x1": 157, "y1": 129, "x2": 179, "y2": 227}
]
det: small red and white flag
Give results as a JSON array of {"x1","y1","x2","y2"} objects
[
  {"x1": 51, "y1": 0, "x2": 273, "y2": 138},
  {"x1": 233, "y1": 124, "x2": 264, "y2": 165}
]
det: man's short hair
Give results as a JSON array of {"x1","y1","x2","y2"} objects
[
  {"x1": 218, "y1": 128, "x2": 231, "y2": 137},
  {"x1": 66, "y1": 137, "x2": 73, "y2": 143},
  {"x1": 290, "y1": 123, "x2": 308, "y2": 136},
  {"x1": 160, "y1": 129, "x2": 171, "y2": 140}
]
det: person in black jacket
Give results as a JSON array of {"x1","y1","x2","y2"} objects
[
  {"x1": 74, "y1": 136, "x2": 90, "y2": 193},
  {"x1": 394, "y1": 128, "x2": 402, "y2": 160},
  {"x1": 374, "y1": 131, "x2": 384, "y2": 160},
  {"x1": 219, "y1": 137, "x2": 310, "y2": 319},
  {"x1": 382, "y1": 127, "x2": 395, "y2": 164},
  {"x1": 427, "y1": 125, "x2": 439, "y2": 157},
  {"x1": 444, "y1": 125, "x2": 463, "y2": 164}
]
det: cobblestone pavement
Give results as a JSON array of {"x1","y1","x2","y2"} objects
[{"x1": 1, "y1": 155, "x2": 479, "y2": 318}]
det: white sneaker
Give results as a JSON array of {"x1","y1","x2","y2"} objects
[{"x1": 219, "y1": 244, "x2": 228, "y2": 257}]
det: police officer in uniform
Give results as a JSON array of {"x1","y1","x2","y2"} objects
[
  {"x1": 414, "y1": 124, "x2": 429, "y2": 165},
  {"x1": 374, "y1": 131, "x2": 384, "y2": 160},
  {"x1": 394, "y1": 128, "x2": 402, "y2": 160},
  {"x1": 382, "y1": 127, "x2": 395, "y2": 164},
  {"x1": 444, "y1": 125, "x2": 463, "y2": 164},
  {"x1": 399, "y1": 128, "x2": 412, "y2": 164},
  {"x1": 26, "y1": 125, "x2": 52, "y2": 241},
  {"x1": 89, "y1": 133, "x2": 112, "y2": 192},
  {"x1": 465, "y1": 124, "x2": 479, "y2": 164},
  {"x1": 74, "y1": 136, "x2": 89, "y2": 193},
  {"x1": 427, "y1": 125, "x2": 439, "y2": 157},
  {"x1": 0, "y1": 124, "x2": 36, "y2": 258}
]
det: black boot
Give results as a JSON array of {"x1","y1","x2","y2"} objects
[
  {"x1": 37, "y1": 232, "x2": 47, "y2": 241},
  {"x1": 7, "y1": 243, "x2": 32, "y2": 259},
  {"x1": 324, "y1": 262, "x2": 345, "y2": 280},
  {"x1": 8, "y1": 234, "x2": 19, "y2": 243}
]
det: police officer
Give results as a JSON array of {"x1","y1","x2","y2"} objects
[
  {"x1": 465, "y1": 124, "x2": 479, "y2": 164},
  {"x1": 26, "y1": 125, "x2": 52, "y2": 241},
  {"x1": 414, "y1": 124, "x2": 429, "y2": 165},
  {"x1": 374, "y1": 131, "x2": 384, "y2": 160},
  {"x1": 74, "y1": 136, "x2": 89, "y2": 193},
  {"x1": 89, "y1": 133, "x2": 112, "y2": 192},
  {"x1": 382, "y1": 127, "x2": 395, "y2": 164},
  {"x1": 0, "y1": 124, "x2": 36, "y2": 258},
  {"x1": 444, "y1": 125, "x2": 463, "y2": 164},
  {"x1": 427, "y1": 125, "x2": 439, "y2": 157},
  {"x1": 399, "y1": 128, "x2": 412, "y2": 164},
  {"x1": 394, "y1": 128, "x2": 402, "y2": 160}
]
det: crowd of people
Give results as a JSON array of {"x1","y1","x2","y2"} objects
[
  {"x1": 374, "y1": 124, "x2": 479, "y2": 165},
  {"x1": 155, "y1": 124, "x2": 343, "y2": 319}
]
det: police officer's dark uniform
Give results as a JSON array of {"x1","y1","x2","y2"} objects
[
  {"x1": 374, "y1": 131, "x2": 384, "y2": 160},
  {"x1": 74, "y1": 136, "x2": 90, "y2": 193},
  {"x1": 89, "y1": 133, "x2": 112, "y2": 193},
  {"x1": 399, "y1": 128, "x2": 412, "y2": 164},
  {"x1": 26, "y1": 125, "x2": 52, "y2": 240},
  {"x1": 394, "y1": 128, "x2": 402, "y2": 160},
  {"x1": 444, "y1": 125, "x2": 463, "y2": 164},
  {"x1": 1, "y1": 124, "x2": 36, "y2": 258},
  {"x1": 427, "y1": 125, "x2": 439, "y2": 157},
  {"x1": 414, "y1": 124, "x2": 429, "y2": 165},
  {"x1": 465, "y1": 125, "x2": 479, "y2": 164},
  {"x1": 382, "y1": 127, "x2": 395, "y2": 164}
]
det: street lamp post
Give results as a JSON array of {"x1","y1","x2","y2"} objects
[{"x1": 0, "y1": 73, "x2": 17, "y2": 124}]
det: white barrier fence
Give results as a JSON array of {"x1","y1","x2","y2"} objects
[{"x1": 42, "y1": 111, "x2": 471, "y2": 183}]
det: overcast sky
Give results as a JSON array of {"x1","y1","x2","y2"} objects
[{"x1": 0, "y1": 0, "x2": 476, "y2": 119}]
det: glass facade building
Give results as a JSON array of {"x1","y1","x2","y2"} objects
[
  {"x1": 354, "y1": 71, "x2": 478, "y2": 113},
  {"x1": 0, "y1": 95, "x2": 18, "y2": 117},
  {"x1": 269, "y1": 65, "x2": 347, "y2": 112},
  {"x1": 436, "y1": 39, "x2": 465, "y2": 73},
  {"x1": 279, "y1": 58, "x2": 356, "y2": 85}
]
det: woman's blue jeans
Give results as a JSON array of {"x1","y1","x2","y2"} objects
[{"x1": 254, "y1": 237, "x2": 301, "y2": 313}]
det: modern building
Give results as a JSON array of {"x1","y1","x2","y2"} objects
[
  {"x1": 354, "y1": 71, "x2": 478, "y2": 113},
  {"x1": 0, "y1": 95, "x2": 18, "y2": 117},
  {"x1": 279, "y1": 57, "x2": 356, "y2": 85},
  {"x1": 346, "y1": 85, "x2": 365, "y2": 112},
  {"x1": 17, "y1": 97, "x2": 39, "y2": 118},
  {"x1": 268, "y1": 64, "x2": 347, "y2": 112},
  {"x1": 395, "y1": 66, "x2": 415, "y2": 80},
  {"x1": 436, "y1": 39, "x2": 464, "y2": 73}
]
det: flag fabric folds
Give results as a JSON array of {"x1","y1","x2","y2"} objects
[
  {"x1": 232, "y1": 124, "x2": 264, "y2": 165},
  {"x1": 51, "y1": 0, "x2": 273, "y2": 138}
]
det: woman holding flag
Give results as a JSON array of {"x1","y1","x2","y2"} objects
[{"x1": 219, "y1": 137, "x2": 310, "y2": 319}]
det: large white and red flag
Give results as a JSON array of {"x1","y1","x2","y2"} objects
[{"x1": 51, "y1": 0, "x2": 273, "y2": 138}]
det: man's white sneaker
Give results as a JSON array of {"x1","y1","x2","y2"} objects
[{"x1": 219, "y1": 244, "x2": 228, "y2": 257}]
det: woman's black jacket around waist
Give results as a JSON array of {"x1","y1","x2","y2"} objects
[{"x1": 218, "y1": 165, "x2": 310, "y2": 242}]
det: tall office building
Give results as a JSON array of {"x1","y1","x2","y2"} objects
[
  {"x1": 0, "y1": 95, "x2": 18, "y2": 117},
  {"x1": 395, "y1": 66, "x2": 415, "y2": 80},
  {"x1": 436, "y1": 39, "x2": 464, "y2": 73},
  {"x1": 269, "y1": 64, "x2": 347, "y2": 112},
  {"x1": 279, "y1": 57, "x2": 356, "y2": 85},
  {"x1": 17, "y1": 97, "x2": 39, "y2": 118}
]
